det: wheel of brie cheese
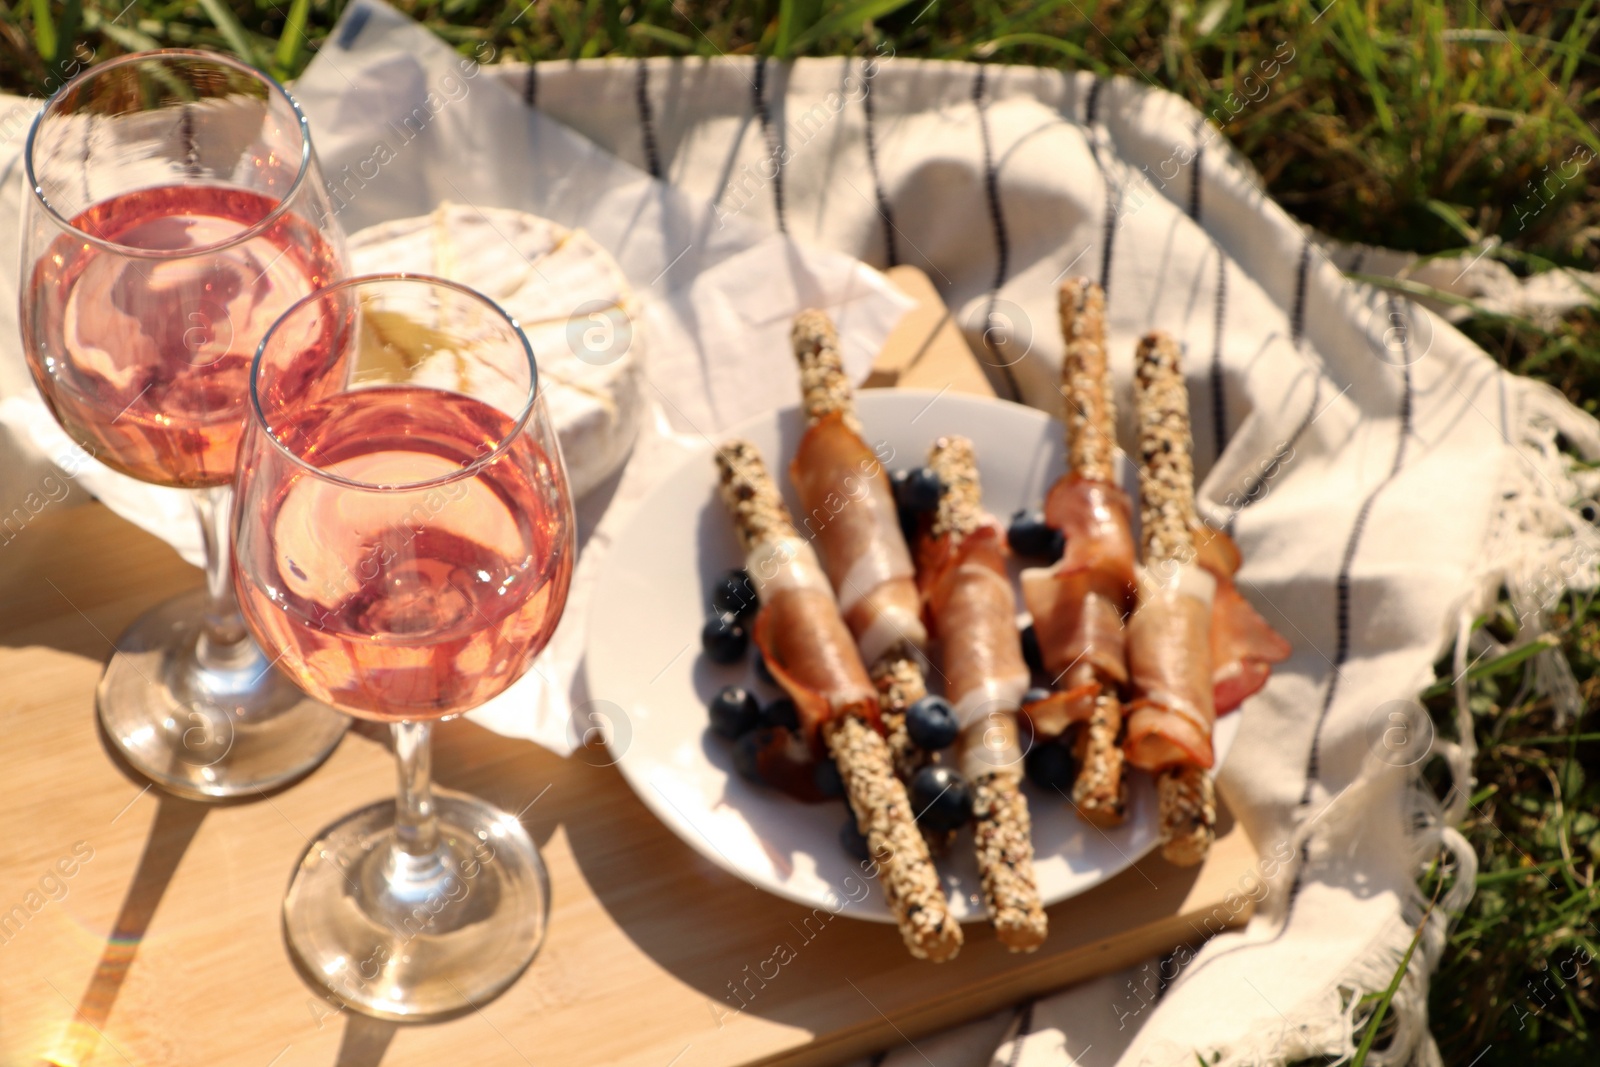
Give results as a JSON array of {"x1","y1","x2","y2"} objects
[{"x1": 346, "y1": 203, "x2": 644, "y2": 499}]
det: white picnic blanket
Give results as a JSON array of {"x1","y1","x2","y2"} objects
[{"x1": 4, "y1": 3, "x2": 1598, "y2": 1063}]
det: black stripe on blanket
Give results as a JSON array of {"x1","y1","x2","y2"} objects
[
  {"x1": 1301, "y1": 294, "x2": 1415, "y2": 790},
  {"x1": 1188, "y1": 133, "x2": 1203, "y2": 220},
  {"x1": 1003, "y1": 1000, "x2": 1036, "y2": 1067},
  {"x1": 973, "y1": 65, "x2": 1021, "y2": 401},
  {"x1": 1099, "y1": 176, "x2": 1118, "y2": 295},
  {"x1": 634, "y1": 60, "x2": 662, "y2": 179},
  {"x1": 523, "y1": 64, "x2": 537, "y2": 108},
  {"x1": 862, "y1": 61, "x2": 899, "y2": 267},
  {"x1": 1209, "y1": 251, "x2": 1228, "y2": 465},
  {"x1": 1291, "y1": 237, "x2": 1312, "y2": 345},
  {"x1": 1081, "y1": 78, "x2": 1118, "y2": 297},
  {"x1": 753, "y1": 57, "x2": 788, "y2": 234}
]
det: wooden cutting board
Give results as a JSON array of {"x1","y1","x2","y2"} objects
[{"x1": 0, "y1": 272, "x2": 1254, "y2": 1067}]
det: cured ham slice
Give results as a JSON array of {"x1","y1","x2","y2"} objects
[
  {"x1": 791, "y1": 411, "x2": 926, "y2": 664},
  {"x1": 1020, "y1": 476, "x2": 1136, "y2": 690},
  {"x1": 1193, "y1": 525, "x2": 1291, "y2": 714},
  {"x1": 753, "y1": 570, "x2": 879, "y2": 744},
  {"x1": 919, "y1": 524, "x2": 1031, "y2": 776},
  {"x1": 1124, "y1": 562, "x2": 1217, "y2": 770}
]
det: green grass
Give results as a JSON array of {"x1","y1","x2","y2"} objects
[{"x1": 5, "y1": 1, "x2": 1600, "y2": 1062}]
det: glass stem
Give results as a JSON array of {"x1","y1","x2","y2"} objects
[
  {"x1": 194, "y1": 484, "x2": 252, "y2": 671},
  {"x1": 392, "y1": 721, "x2": 440, "y2": 857}
]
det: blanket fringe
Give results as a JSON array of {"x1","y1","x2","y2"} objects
[{"x1": 1175, "y1": 374, "x2": 1598, "y2": 1067}]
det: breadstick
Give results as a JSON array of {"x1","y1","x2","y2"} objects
[
  {"x1": 870, "y1": 652, "x2": 930, "y2": 781},
  {"x1": 926, "y1": 436, "x2": 1048, "y2": 950},
  {"x1": 1059, "y1": 277, "x2": 1116, "y2": 483},
  {"x1": 1130, "y1": 332, "x2": 1216, "y2": 867},
  {"x1": 1054, "y1": 278, "x2": 1128, "y2": 826},
  {"x1": 714, "y1": 440, "x2": 962, "y2": 960}
]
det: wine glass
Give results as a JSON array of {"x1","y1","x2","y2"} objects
[
  {"x1": 235, "y1": 275, "x2": 576, "y2": 1018},
  {"x1": 19, "y1": 50, "x2": 350, "y2": 796}
]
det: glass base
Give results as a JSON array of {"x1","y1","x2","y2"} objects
[
  {"x1": 283, "y1": 792, "x2": 548, "y2": 1021},
  {"x1": 97, "y1": 587, "x2": 349, "y2": 798}
]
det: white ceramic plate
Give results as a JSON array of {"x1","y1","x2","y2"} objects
[{"x1": 584, "y1": 390, "x2": 1237, "y2": 922}]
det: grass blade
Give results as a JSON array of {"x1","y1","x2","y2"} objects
[
  {"x1": 790, "y1": 0, "x2": 920, "y2": 53},
  {"x1": 274, "y1": 0, "x2": 312, "y2": 78},
  {"x1": 81, "y1": 9, "x2": 161, "y2": 53},
  {"x1": 29, "y1": 0, "x2": 57, "y2": 62},
  {"x1": 775, "y1": 0, "x2": 797, "y2": 58},
  {"x1": 972, "y1": 31, "x2": 1099, "y2": 70},
  {"x1": 628, "y1": 22, "x2": 695, "y2": 52},
  {"x1": 1353, "y1": 863, "x2": 1442, "y2": 1067},
  {"x1": 197, "y1": 0, "x2": 262, "y2": 67},
  {"x1": 1418, "y1": 634, "x2": 1561, "y2": 701}
]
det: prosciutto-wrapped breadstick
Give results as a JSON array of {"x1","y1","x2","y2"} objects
[
  {"x1": 920, "y1": 436, "x2": 1048, "y2": 951},
  {"x1": 1019, "y1": 279, "x2": 1131, "y2": 826},
  {"x1": 714, "y1": 439, "x2": 962, "y2": 961},
  {"x1": 790, "y1": 310, "x2": 928, "y2": 777},
  {"x1": 1126, "y1": 332, "x2": 1217, "y2": 867}
]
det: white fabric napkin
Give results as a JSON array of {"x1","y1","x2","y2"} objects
[{"x1": 0, "y1": 2, "x2": 912, "y2": 756}]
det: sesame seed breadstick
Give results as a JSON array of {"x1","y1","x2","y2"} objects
[
  {"x1": 1056, "y1": 278, "x2": 1128, "y2": 827},
  {"x1": 1131, "y1": 332, "x2": 1216, "y2": 867},
  {"x1": 715, "y1": 439, "x2": 795, "y2": 556},
  {"x1": 870, "y1": 651, "x2": 929, "y2": 780},
  {"x1": 1059, "y1": 278, "x2": 1116, "y2": 484},
  {"x1": 927, "y1": 436, "x2": 1048, "y2": 951},
  {"x1": 828, "y1": 714, "x2": 962, "y2": 959},
  {"x1": 1133, "y1": 332, "x2": 1200, "y2": 562},
  {"x1": 714, "y1": 440, "x2": 961, "y2": 961},
  {"x1": 793, "y1": 309, "x2": 863, "y2": 435}
]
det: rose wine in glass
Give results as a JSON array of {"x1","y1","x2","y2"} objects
[
  {"x1": 19, "y1": 50, "x2": 352, "y2": 797},
  {"x1": 235, "y1": 275, "x2": 575, "y2": 1018}
]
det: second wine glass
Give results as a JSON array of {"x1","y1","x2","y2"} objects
[
  {"x1": 235, "y1": 275, "x2": 576, "y2": 1018},
  {"x1": 19, "y1": 49, "x2": 351, "y2": 796}
]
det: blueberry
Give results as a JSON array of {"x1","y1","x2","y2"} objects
[
  {"x1": 839, "y1": 817, "x2": 871, "y2": 861},
  {"x1": 710, "y1": 568, "x2": 759, "y2": 620},
  {"x1": 733, "y1": 728, "x2": 772, "y2": 784},
  {"x1": 708, "y1": 685, "x2": 761, "y2": 740},
  {"x1": 1025, "y1": 740, "x2": 1077, "y2": 791},
  {"x1": 909, "y1": 765, "x2": 974, "y2": 832},
  {"x1": 701, "y1": 613, "x2": 749, "y2": 665},
  {"x1": 894, "y1": 467, "x2": 943, "y2": 513},
  {"x1": 1021, "y1": 624, "x2": 1043, "y2": 675},
  {"x1": 761, "y1": 697, "x2": 800, "y2": 731},
  {"x1": 813, "y1": 757, "x2": 846, "y2": 798},
  {"x1": 1008, "y1": 510, "x2": 1065, "y2": 561},
  {"x1": 754, "y1": 651, "x2": 779, "y2": 687},
  {"x1": 898, "y1": 504, "x2": 921, "y2": 548},
  {"x1": 905, "y1": 695, "x2": 960, "y2": 751}
]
